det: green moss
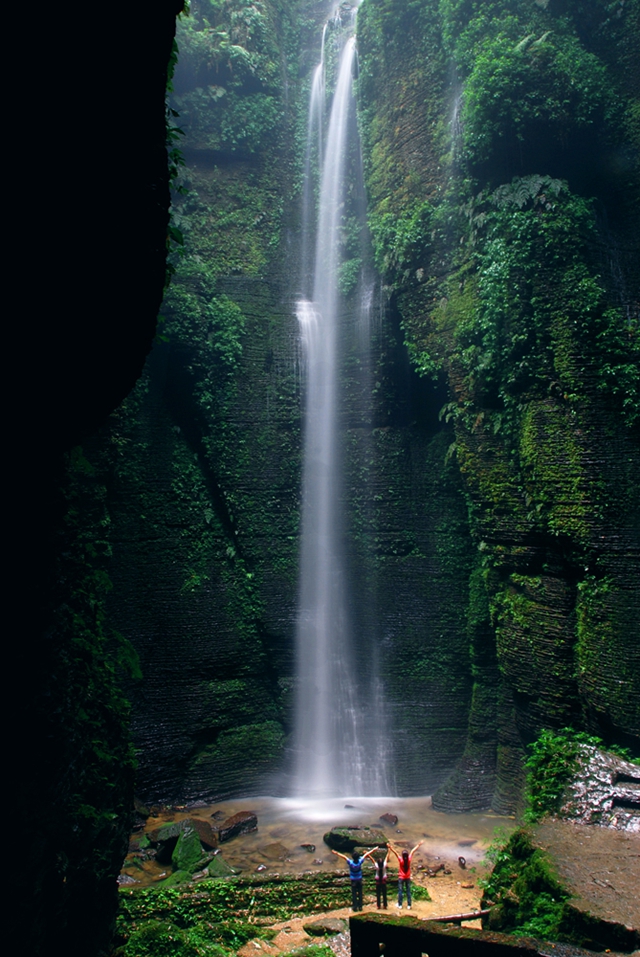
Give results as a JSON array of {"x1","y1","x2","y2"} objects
[
  {"x1": 481, "y1": 828, "x2": 570, "y2": 939},
  {"x1": 117, "y1": 872, "x2": 357, "y2": 952},
  {"x1": 172, "y1": 825, "x2": 206, "y2": 873},
  {"x1": 188, "y1": 721, "x2": 286, "y2": 785}
]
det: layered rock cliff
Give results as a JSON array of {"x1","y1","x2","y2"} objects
[{"x1": 356, "y1": 0, "x2": 640, "y2": 810}]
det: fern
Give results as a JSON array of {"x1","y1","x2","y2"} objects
[{"x1": 490, "y1": 174, "x2": 564, "y2": 209}]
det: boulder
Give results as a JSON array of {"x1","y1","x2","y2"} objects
[
  {"x1": 379, "y1": 813, "x2": 398, "y2": 826},
  {"x1": 148, "y1": 820, "x2": 184, "y2": 844},
  {"x1": 303, "y1": 917, "x2": 347, "y2": 936},
  {"x1": 559, "y1": 746, "x2": 640, "y2": 832},
  {"x1": 172, "y1": 823, "x2": 205, "y2": 873},
  {"x1": 147, "y1": 816, "x2": 218, "y2": 864},
  {"x1": 323, "y1": 826, "x2": 387, "y2": 851},
  {"x1": 261, "y1": 842, "x2": 289, "y2": 861},
  {"x1": 216, "y1": 811, "x2": 258, "y2": 843},
  {"x1": 190, "y1": 818, "x2": 218, "y2": 849}
]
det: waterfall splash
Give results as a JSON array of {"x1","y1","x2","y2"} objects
[{"x1": 293, "y1": 13, "x2": 390, "y2": 798}]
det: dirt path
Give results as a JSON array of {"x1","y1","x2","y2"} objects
[{"x1": 237, "y1": 869, "x2": 487, "y2": 955}]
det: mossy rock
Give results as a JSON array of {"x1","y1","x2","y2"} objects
[
  {"x1": 323, "y1": 826, "x2": 387, "y2": 852},
  {"x1": 162, "y1": 869, "x2": 192, "y2": 886},
  {"x1": 172, "y1": 824, "x2": 204, "y2": 873},
  {"x1": 206, "y1": 854, "x2": 237, "y2": 878}
]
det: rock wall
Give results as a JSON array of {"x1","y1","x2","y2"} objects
[{"x1": 356, "y1": 0, "x2": 640, "y2": 811}]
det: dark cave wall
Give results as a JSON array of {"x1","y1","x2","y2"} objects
[{"x1": 11, "y1": 3, "x2": 183, "y2": 955}]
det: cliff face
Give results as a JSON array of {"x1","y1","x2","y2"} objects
[
  {"x1": 98, "y1": 0, "x2": 476, "y2": 802},
  {"x1": 356, "y1": 0, "x2": 640, "y2": 810}
]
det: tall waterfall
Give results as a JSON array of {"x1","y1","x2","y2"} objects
[{"x1": 293, "y1": 14, "x2": 390, "y2": 798}]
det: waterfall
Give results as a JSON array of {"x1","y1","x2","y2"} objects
[{"x1": 293, "y1": 14, "x2": 390, "y2": 798}]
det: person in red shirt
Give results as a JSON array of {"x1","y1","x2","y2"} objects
[{"x1": 388, "y1": 839, "x2": 423, "y2": 909}]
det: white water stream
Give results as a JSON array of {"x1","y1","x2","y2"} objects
[{"x1": 293, "y1": 13, "x2": 389, "y2": 798}]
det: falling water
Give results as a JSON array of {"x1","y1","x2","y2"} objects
[{"x1": 293, "y1": 15, "x2": 390, "y2": 798}]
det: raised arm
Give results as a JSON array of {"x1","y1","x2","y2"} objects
[
  {"x1": 387, "y1": 844, "x2": 401, "y2": 862},
  {"x1": 409, "y1": 840, "x2": 424, "y2": 857},
  {"x1": 361, "y1": 846, "x2": 378, "y2": 862},
  {"x1": 331, "y1": 849, "x2": 349, "y2": 862}
]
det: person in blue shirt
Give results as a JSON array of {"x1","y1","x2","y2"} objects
[{"x1": 331, "y1": 845, "x2": 378, "y2": 911}]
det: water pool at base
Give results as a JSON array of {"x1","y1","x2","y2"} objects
[{"x1": 122, "y1": 795, "x2": 514, "y2": 887}]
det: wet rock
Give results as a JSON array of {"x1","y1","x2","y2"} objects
[
  {"x1": 458, "y1": 839, "x2": 477, "y2": 847},
  {"x1": 300, "y1": 843, "x2": 316, "y2": 853},
  {"x1": 172, "y1": 823, "x2": 205, "y2": 872},
  {"x1": 255, "y1": 864, "x2": 267, "y2": 872},
  {"x1": 379, "y1": 813, "x2": 398, "y2": 826},
  {"x1": 148, "y1": 817, "x2": 217, "y2": 864},
  {"x1": 190, "y1": 818, "x2": 218, "y2": 849},
  {"x1": 210, "y1": 809, "x2": 226, "y2": 821},
  {"x1": 262, "y1": 842, "x2": 289, "y2": 861},
  {"x1": 132, "y1": 798, "x2": 150, "y2": 831},
  {"x1": 313, "y1": 858, "x2": 323, "y2": 865},
  {"x1": 303, "y1": 917, "x2": 347, "y2": 936},
  {"x1": 117, "y1": 874, "x2": 139, "y2": 885},
  {"x1": 207, "y1": 855, "x2": 236, "y2": 878},
  {"x1": 216, "y1": 811, "x2": 258, "y2": 843},
  {"x1": 323, "y1": 825, "x2": 387, "y2": 851},
  {"x1": 458, "y1": 856, "x2": 467, "y2": 868},
  {"x1": 559, "y1": 746, "x2": 640, "y2": 832}
]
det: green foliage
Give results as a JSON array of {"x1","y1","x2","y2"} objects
[
  {"x1": 337, "y1": 256, "x2": 362, "y2": 295},
  {"x1": 524, "y1": 728, "x2": 582, "y2": 822},
  {"x1": 461, "y1": 30, "x2": 618, "y2": 167},
  {"x1": 410, "y1": 883, "x2": 432, "y2": 901},
  {"x1": 162, "y1": 260, "x2": 246, "y2": 376},
  {"x1": 368, "y1": 201, "x2": 434, "y2": 278},
  {"x1": 173, "y1": 87, "x2": 281, "y2": 153},
  {"x1": 176, "y1": 0, "x2": 281, "y2": 92},
  {"x1": 480, "y1": 827, "x2": 570, "y2": 940},
  {"x1": 455, "y1": 177, "x2": 640, "y2": 426}
]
